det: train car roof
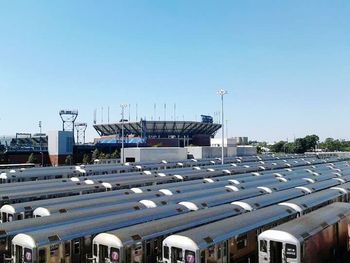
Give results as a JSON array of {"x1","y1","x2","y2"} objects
[
  {"x1": 279, "y1": 188, "x2": 347, "y2": 211},
  {"x1": 232, "y1": 188, "x2": 307, "y2": 211},
  {"x1": 11, "y1": 204, "x2": 190, "y2": 247},
  {"x1": 164, "y1": 205, "x2": 296, "y2": 250},
  {"x1": 96, "y1": 203, "x2": 246, "y2": 247}
]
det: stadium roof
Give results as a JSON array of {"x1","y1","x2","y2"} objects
[{"x1": 93, "y1": 120, "x2": 221, "y2": 138}]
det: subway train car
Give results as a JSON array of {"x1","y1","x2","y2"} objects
[
  {"x1": 161, "y1": 184, "x2": 350, "y2": 263},
  {"x1": 258, "y1": 202, "x2": 350, "y2": 263},
  {"x1": 92, "y1": 180, "x2": 350, "y2": 263},
  {"x1": 9, "y1": 204, "x2": 195, "y2": 263}
]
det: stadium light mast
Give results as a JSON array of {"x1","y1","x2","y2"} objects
[
  {"x1": 217, "y1": 89, "x2": 228, "y2": 165},
  {"x1": 39, "y1": 121, "x2": 43, "y2": 166},
  {"x1": 120, "y1": 104, "x2": 128, "y2": 164}
]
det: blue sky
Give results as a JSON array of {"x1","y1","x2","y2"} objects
[{"x1": 0, "y1": 0, "x2": 349, "y2": 142}]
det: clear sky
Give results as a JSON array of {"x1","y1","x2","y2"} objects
[{"x1": 0, "y1": 0, "x2": 349, "y2": 143}]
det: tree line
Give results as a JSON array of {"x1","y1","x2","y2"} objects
[{"x1": 269, "y1": 135, "x2": 350, "y2": 153}]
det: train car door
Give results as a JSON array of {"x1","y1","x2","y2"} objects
[
  {"x1": 71, "y1": 238, "x2": 82, "y2": 263},
  {"x1": 348, "y1": 224, "x2": 350, "y2": 250},
  {"x1": 98, "y1": 244, "x2": 108, "y2": 263},
  {"x1": 144, "y1": 240, "x2": 153, "y2": 262},
  {"x1": 15, "y1": 245, "x2": 23, "y2": 263},
  {"x1": 269, "y1": 241, "x2": 283, "y2": 263}
]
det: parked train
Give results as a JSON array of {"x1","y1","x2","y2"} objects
[
  {"x1": 258, "y1": 202, "x2": 350, "y2": 263},
  {"x1": 4, "y1": 179, "x2": 350, "y2": 263},
  {"x1": 161, "y1": 183, "x2": 350, "y2": 263}
]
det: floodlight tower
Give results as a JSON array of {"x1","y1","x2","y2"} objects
[
  {"x1": 217, "y1": 89, "x2": 228, "y2": 165},
  {"x1": 75, "y1": 123, "x2": 87, "y2": 144},
  {"x1": 120, "y1": 104, "x2": 128, "y2": 164},
  {"x1": 59, "y1": 110, "x2": 78, "y2": 135}
]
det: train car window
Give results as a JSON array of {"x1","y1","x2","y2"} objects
[
  {"x1": 125, "y1": 247, "x2": 132, "y2": 262},
  {"x1": 237, "y1": 235, "x2": 248, "y2": 250},
  {"x1": 208, "y1": 246, "x2": 214, "y2": 257},
  {"x1": 223, "y1": 242, "x2": 227, "y2": 257},
  {"x1": 163, "y1": 246, "x2": 169, "y2": 259},
  {"x1": 260, "y1": 240, "x2": 267, "y2": 252},
  {"x1": 110, "y1": 247, "x2": 120, "y2": 263},
  {"x1": 50, "y1": 244, "x2": 59, "y2": 257},
  {"x1": 200, "y1": 251, "x2": 205, "y2": 263},
  {"x1": 185, "y1": 250, "x2": 195, "y2": 263},
  {"x1": 146, "y1": 242, "x2": 151, "y2": 256},
  {"x1": 93, "y1": 244, "x2": 97, "y2": 257},
  {"x1": 74, "y1": 240, "x2": 80, "y2": 254},
  {"x1": 38, "y1": 249, "x2": 45, "y2": 263},
  {"x1": 65, "y1": 242, "x2": 70, "y2": 257}
]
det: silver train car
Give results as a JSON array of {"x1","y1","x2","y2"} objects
[
  {"x1": 258, "y1": 202, "x2": 350, "y2": 263},
  {"x1": 9, "y1": 204, "x2": 196, "y2": 263},
  {"x1": 161, "y1": 183, "x2": 350, "y2": 263},
  {"x1": 0, "y1": 166, "x2": 314, "y2": 222},
  {"x1": 93, "y1": 181, "x2": 350, "y2": 263}
]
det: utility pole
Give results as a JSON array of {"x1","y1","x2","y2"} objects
[
  {"x1": 217, "y1": 89, "x2": 228, "y2": 165},
  {"x1": 39, "y1": 121, "x2": 43, "y2": 166},
  {"x1": 120, "y1": 104, "x2": 128, "y2": 164}
]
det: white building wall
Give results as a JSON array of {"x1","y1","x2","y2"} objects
[
  {"x1": 123, "y1": 147, "x2": 187, "y2": 163},
  {"x1": 186, "y1": 146, "x2": 257, "y2": 159}
]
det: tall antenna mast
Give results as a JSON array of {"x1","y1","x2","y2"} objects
[
  {"x1": 93, "y1": 109, "x2": 97, "y2": 125},
  {"x1": 164, "y1": 103, "x2": 166, "y2": 121},
  {"x1": 128, "y1": 104, "x2": 131, "y2": 121},
  {"x1": 136, "y1": 103, "x2": 138, "y2": 121}
]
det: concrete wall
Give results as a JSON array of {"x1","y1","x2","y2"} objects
[
  {"x1": 210, "y1": 138, "x2": 237, "y2": 147},
  {"x1": 236, "y1": 146, "x2": 257, "y2": 156},
  {"x1": 186, "y1": 146, "x2": 257, "y2": 159},
  {"x1": 122, "y1": 147, "x2": 187, "y2": 163}
]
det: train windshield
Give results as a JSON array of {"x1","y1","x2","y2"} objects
[
  {"x1": 260, "y1": 240, "x2": 267, "y2": 252},
  {"x1": 163, "y1": 245, "x2": 169, "y2": 259},
  {"x1": 98, "y1": 245, "x2": 108, "y2": 262},
  {"x1": 171, "y1": 247, "x2": 183, "y2": 261}
]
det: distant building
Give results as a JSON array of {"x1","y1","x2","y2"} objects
[
  {"x1": 94, "y1": 119, "x2": 221, "y2": 147},
  {"x1": 211, "y1": 137, "x2": 249, "y2": 147}
]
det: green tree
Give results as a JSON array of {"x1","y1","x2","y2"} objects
[
  {"x1": 92, "y1": 149, "x2": 100, "y2": 160},
  {"x1": 65, "y1": 155, "x2": 73, "y2": 165},
  {"x1": 321, "y1": 138, "x2": 342, "y2": 151},
  {"x1": 82, "y1": 154, "x2": 91, "y2": 164},
  {"x1": 27, "y1": 153, "x2": 38, "y2": 163},
  {"x1": 303, "y1": 135, "x2": 319, "y2": 151},
  {"x1": 270, "y1": 141, "x2": 287, "y2": 153},
  {"x1": 111, "y1": 149, "x2": 120, "y2": 158}
]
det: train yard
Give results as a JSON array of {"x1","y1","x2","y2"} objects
[{"x1": 0, "y1": 155, "x2": 349, "y2": 263}]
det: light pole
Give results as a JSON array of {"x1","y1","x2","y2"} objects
[
  {"x1": 39, "y1": 121, "x2": 43, "y2": 166},
  {"x1": 217, "y1": 89, "x2": 228, "y2": 165},
  {"x1": 120, "y1": 104, "x2": 128, "y2": 164}
]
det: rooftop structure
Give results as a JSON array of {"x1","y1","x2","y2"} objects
[{"x1": 93, "y1": 120, "x2": 221, "y2": 139}]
